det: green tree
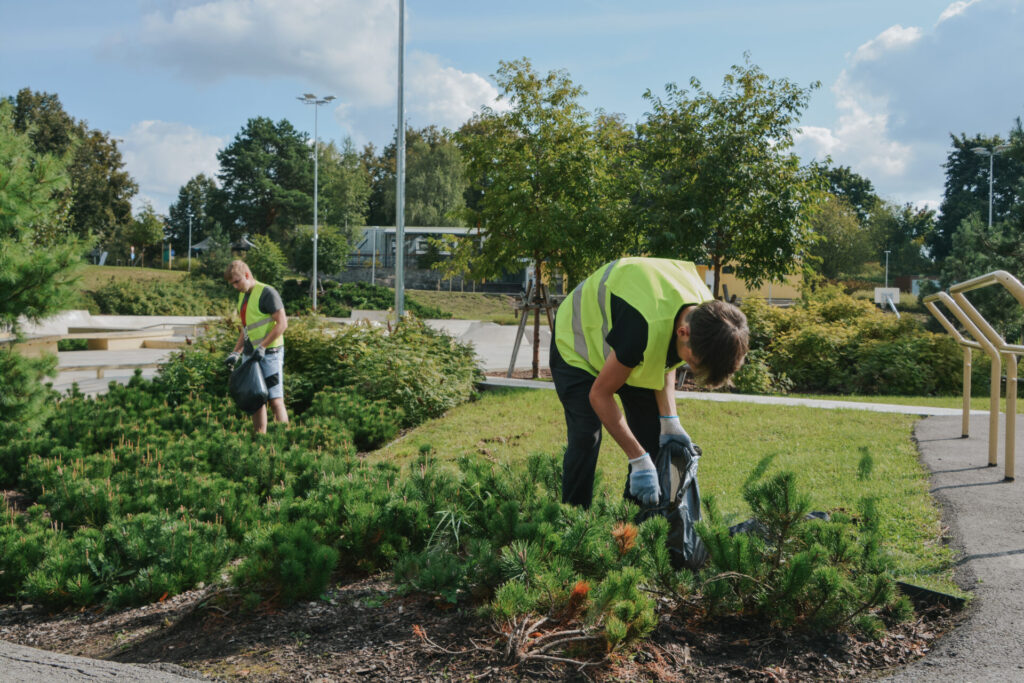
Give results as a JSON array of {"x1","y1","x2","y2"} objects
[
  {"x1": 455, "y1": 58, "x2": 633, "y2": 286},
  {"x1": 810, "y1": 162, "x2": 880, "y2": 224},
  {"x1": 0, "y1": 100, "x2": 84, "y2": 436},
  {"x1": 635, "y1": 57, "x2": 820, "y2": 298},
  {"x1": 291, "y1": 223, "x2": 358, "y2": 281},
  {"x1": 367, "y1": 126, "x2": 468, "y2": 228},
  {"x1": 939, "y1": 213, "x2": 1024, "y2": 339},
  {"x1": 245, "y1": 234, "x2": 288, "y2": 290},
  {"x1": 868, "y1": 202, "x2": 936, "y2": 277},
  {"x1": 216, "y1": 117, "x2": 313, "y2": 242},
  {"x1": 119, "y1": 203, "x2": 165, "y2": 268},
  {"x1": 930, "y1": 131, "x2": 1024, "y2": 262},
  {"x1": 9, "y1": 88, "x2": 137, "y2": 245},
  {"x1": 806, "y1": 195, "x2": 871, "y2": 280},
  {"x1": 166, "y1": 174, "x2": 221, "y2": 255},
  {"x1": 317, "y1": 139, "x2": 371, "y2": 230}
]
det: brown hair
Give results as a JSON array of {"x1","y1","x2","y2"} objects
[
  {"x1": 223, "y1": 260, "x2": 251, "y2": 281},
  {"x1": 685, "y1": 300, "x2": 749, "y2": 388}
]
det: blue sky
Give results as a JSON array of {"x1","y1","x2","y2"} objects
[{"x1": 2, "y1": 0, "x2": 1022, "y2": 216}]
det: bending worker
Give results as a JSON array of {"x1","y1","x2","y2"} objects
[
  {"x1": 550, "y1": 257, "x2": 749, "y2": 508},
  {"x1": 224, "y1": 260, "x2": 289, "y2": 433}
]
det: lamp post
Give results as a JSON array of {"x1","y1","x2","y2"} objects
[
  {"x1": 395, "y1": 0, "x2": 406, "y2": 318},
  {"x1": 298, "y1": 93, "x2": 336, "y2": 311},
  {"x1": 187, "y1": 214, "x2": 192, "y2": 273},
  {"x1": 884, "y1": 250, "x2": 890, "y2": 289},
  {"x1": 971, "y1": 144, "x2": 1012, "y2": 228}
]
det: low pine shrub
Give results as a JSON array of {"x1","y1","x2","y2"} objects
[{"x1": 233, "y1": 519, "x2": 338, "y2": 605}]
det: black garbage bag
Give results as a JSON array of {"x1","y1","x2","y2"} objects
[
  {"x1": 228, "y1": 353, "x2": 268, "y2": 415},
  {"x1": 635, "y1": 440, "x2": 709, "y2": 571}
]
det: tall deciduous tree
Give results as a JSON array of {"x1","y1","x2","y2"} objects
[
  {"x1": 120, "y1": 203, "x2": 165, "y2": 268},
  {"x1": 930, "y1": 131, "x2": 1024, "y2": 262},
  {"x1": 635, "y1": 57, "x2": 820, "y2": 298},
  {"x1": 810, "y1": 162, "x2": 880, "y2": 225},
  {"x1": 317, "y1": 138, "x2": 371, "y2": 230},
  {"x1": 216, "y1": 117, "x2": 313, "y2": 242},
  {"x1": 868, "y1": 202, "x2": 936, "y2": 277},
  {"x1": 366, "y1": 126, "x2": 468, "y2": 228},
  {"x1": 166, "y1": 174, "x2": 221, "y2": 255},
  {"x1": 806, "y1": 195, "x2": 871, "y2": 280},
  {"x1": 454, "y1": 59, "x2": 633, "y2": 377},
  {"x1": 455, "y1": 58, "x2": 632, "y2": 286}
]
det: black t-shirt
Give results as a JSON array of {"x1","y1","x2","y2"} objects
[{"x1": 604, "y1": 294, "x2": 682, "y2": 369}]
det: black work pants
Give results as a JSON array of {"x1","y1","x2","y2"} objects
[{"x1": 550, "y1": 337, "x2": 669, "y2": 509}]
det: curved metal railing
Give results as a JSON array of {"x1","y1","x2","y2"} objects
[{"x1": 924, "y1": 270, "x2": 1024, "y2": 480}]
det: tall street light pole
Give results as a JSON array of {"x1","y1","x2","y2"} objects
[
  {"x1": 971, "y1": 144, "x2": 1011, "y2": 228},
  {"x1": 395, "y1": 0, "x2": 406, "y2": 319},
  {"x1": 298, "y1": 93, "x2": 336, "y2": 312}
]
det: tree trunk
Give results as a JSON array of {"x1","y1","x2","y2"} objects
[
  {"x1": 712, "y1": 255, "x2": 721, "y2": 299},
  {"x1": 532, "y1": 258, "x2": 542, "y2": 379}
]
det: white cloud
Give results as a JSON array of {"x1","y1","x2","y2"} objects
[
  {"x1": 108, "y1": 0, "x2": 501, "y2": 132},
  {"x1": 797, "y1": 0, "x2": 1024, "y2": 211},
  {"x1": 120, "y1": 121, "x2": 223, "y2": 214},
  {"x1": 850, "y1": 25, "x2": 921, "y2": 64},
  {"x1": 938, "y1": 0, "x2": 982, "y2": 24}
]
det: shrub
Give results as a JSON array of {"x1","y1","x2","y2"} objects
[
  {"x1": 90, "y1": 278, "x2": 229, "y2": 316},
  {"x1": 740, "y1": 288, "x2": 962, "y2": 396},
  {"x1": 233, "y1": 519, "x2": 338, "y2": 606}
]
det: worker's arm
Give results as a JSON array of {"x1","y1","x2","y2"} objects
[
  {"x1": 232, "y1": 328, "x2": 245, "y2": 354},
  {"x1": 656, "y1": 368, "x2": 677, "y2": 417},
  {"x1": 258, "y1": 308, "x2": 288, "y2": 349},
  {"x1": 589, "y1": 350, "x2": 646, "y2": 461}
]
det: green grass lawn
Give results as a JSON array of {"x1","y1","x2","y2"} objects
[
  {"x1": 408, "y1": 290, "x2": 519, "y2": 324},
  {"x1": 78, "y1": 264, "x2": 187, "y2": 290},
  {"x1": 370, "y1": 387, "x2": 960, "y2": 597}
]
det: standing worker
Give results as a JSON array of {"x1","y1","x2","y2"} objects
[
  {"x1": 224, "y1": 260, "x2": 289, "y2": 433},
  {"x1": 551, "y1": 257, "x2": 749, "y2": 508}
]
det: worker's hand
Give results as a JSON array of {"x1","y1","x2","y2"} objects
[
  {"x1": 628, "y1": 453, "x2": 661, "y2": 506},
  {"x1": 224, "y1": 351, "x2": 241, "y2": 369},
  {"x1": 254, "y1": 346, "x2": 266, "y2": 360},
  {"x1": 659, "y1": 415, "x2": 695, "y2": 452}
]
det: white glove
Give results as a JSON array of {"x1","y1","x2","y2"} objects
[
  {"x1": 628, "y1": 453, "x2": 661, "y2": 506},
  {"x1": 659, "y1": 415, "x2": 693, "y2": 450}
]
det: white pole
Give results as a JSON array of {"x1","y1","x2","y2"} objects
[
  {"x1": 884, "y1": 250, "x2": 890, "y2": 289},
  {"x1": 988, "y1": 151, "x2": 994, "y2": 228},
  {"x1": 312, "y1": 102, "x2": 319, "y2": 311},
  {"x1": 187, "y1": 214, "x2": 192, "y2": 273},
  {"x1": 395, "y1": 0, "x2": 406, "y2": 318}
]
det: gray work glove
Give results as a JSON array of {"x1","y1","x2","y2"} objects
[
  {"x1": 628, "y1": 452, "x2": 661, "y2": 506},
  {"x1": 225, "y1": 351, "x2": 241, "y2": 369},
  {"x1": 659, "y1": 415, "x2": 697, "y2": 456},
  {"x1": 254, "y1": 346, "x2": 266, "y2": 360}
]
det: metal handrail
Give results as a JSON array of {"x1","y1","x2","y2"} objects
[
  {"x1": 925, "y1": 269, "x2": 1024, "y2": 481},
  {"x1": 924, "y1": 292, "x2": 1001, "y2": 469},
  {"x1": 923, "y1": 295, "x2": 982, "y2": 439}
]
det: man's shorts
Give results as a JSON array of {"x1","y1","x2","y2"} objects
[{"x1": 252, "y1": 347, "x2": 285, "y2": 401}]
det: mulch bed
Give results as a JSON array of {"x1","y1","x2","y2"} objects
[{"x1": 0, "y1": 574, "x2": 962, "y2": 682}]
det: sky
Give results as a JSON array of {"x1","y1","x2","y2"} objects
[{"x1": 2, "y1": 0, "x2": 1023, "y2": 217}]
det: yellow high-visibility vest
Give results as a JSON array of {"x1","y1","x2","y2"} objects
[
  {"x1": 237, "y1": 281, "x2": 284, "y2": 348},
  {"x1": 554, "y1": 258, "x2": 710, "y2": 389}
]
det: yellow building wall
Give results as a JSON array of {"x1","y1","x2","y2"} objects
[{"x1": 694, "y1": 265, "x2": 802, "y2": 300}]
